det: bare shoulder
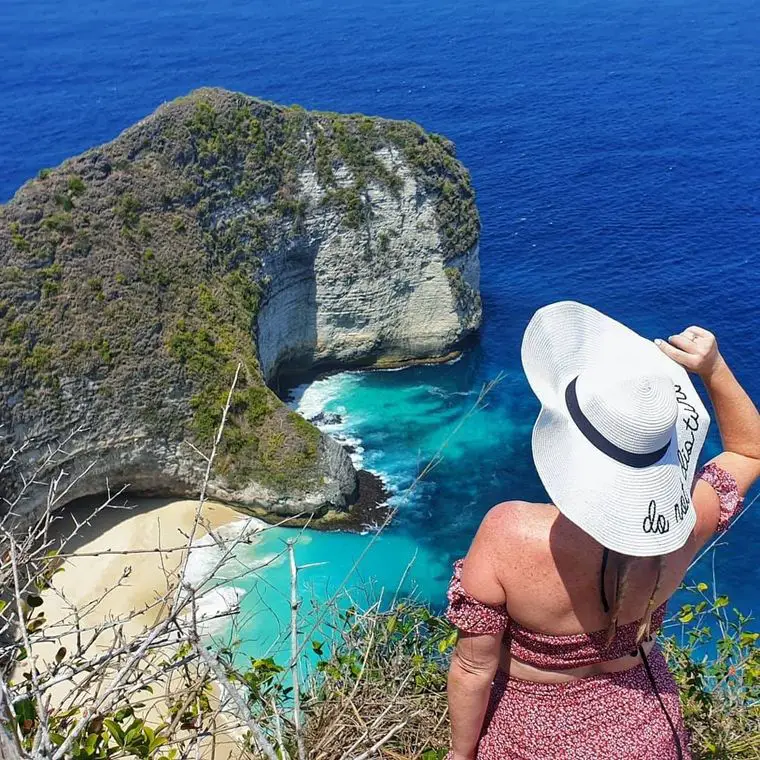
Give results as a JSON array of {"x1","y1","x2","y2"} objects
[
  {"x1": 463, "y1": 501, "x2": 556, "y2": 600},
  {"x1": 460, "y1": 502, "x2": 539, "y2": 605},
  {"x1": 475, "y1": 500, "x2": 557, "y2": 546}
]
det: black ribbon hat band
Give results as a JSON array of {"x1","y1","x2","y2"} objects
[{"x1": 564, "y1": 377, "x2": 671, "y2": 469}]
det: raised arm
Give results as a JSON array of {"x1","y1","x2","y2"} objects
[{"x1": 657, "y1": 327, "x2": 760, "y2": 536}]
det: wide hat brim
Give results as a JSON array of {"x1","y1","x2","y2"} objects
[{"x1": 521, "y1": 301, "x2": 710, "y2": 557}]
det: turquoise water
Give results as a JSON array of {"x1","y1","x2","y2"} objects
[
  {"x1": 201, "y1": 368, "x2": 531, "y2": 658},
  {"x1": 201, "y1": 513, "x2": 448, "y2": 662}
]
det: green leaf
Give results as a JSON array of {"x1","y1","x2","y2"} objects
[
  {"x1": 26, "y1": 615, "x2": 46, "y2": 634},
  {"x1": 55, "y1": 646, "x2": 67, "y2": 663},
  {"x1": 26, "y1": 594, "x2": 43, "y2": 608},
  {"x1": 420, "y1": 750, "x2": 448, "y2": 760},
  {"x1": 14, "y1": 697, "x2": 36, "y2": 723},
  {"x1": 103, "y1": 718, "x2": 125, "y2": 746},
  {"x1": 149, "y1": 736, "x2": 168, "y2": 753},
  {"x1": 56, "y1": 706, "x2": 80, "y2": 720},
  {"x1": 113, "y1": 707, "x2": 134, "y2": 722},
  {"x1": 124, "y1": 719, "x2": 145, "y2": 745},
  {"x1": 678, "y1": 611, "x2": 694, "y2": 624},
  {"x1": 715, "y1": 596, "x2": 729, "y2": 608},
  {"x1": 696, "y1": 582, "x2": 708, "y2": 592},
  {"x1": 437, "y1": 630, "x2": 458, "y2": 653}
]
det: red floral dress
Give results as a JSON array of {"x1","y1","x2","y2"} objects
[{"x1": 446, "y1": 463, "x2": 743, "y2": 759}]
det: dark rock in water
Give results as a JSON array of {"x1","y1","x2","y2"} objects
[
  {"x1": 309, "y1": 411, "x2": 344, "y2": 426},
  {"x1": 352, "y1": 470, "x2": 392, "y2": 528},
  {"x1": 240, "y1": 467, "x2": 393, "y2": 532}
]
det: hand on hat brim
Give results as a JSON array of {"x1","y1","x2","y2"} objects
[{"x1": 656, "y1": 326, "x2": 722, "y2": 379}]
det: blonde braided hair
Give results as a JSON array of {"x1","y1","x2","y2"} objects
[{"x1": 605, "y1": 552, "x2": 665, "y2": 646}]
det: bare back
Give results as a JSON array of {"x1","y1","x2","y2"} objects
[{"x1": 459, "y1": 461, "x2": 742, "y2": 638}]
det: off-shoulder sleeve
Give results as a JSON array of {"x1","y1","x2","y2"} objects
[
  {"x1": 697, "y1": 462, "x2": 744, "y2": 532},
  {"x1": 445, "y1": 559, "x2": 508, "y2": 634}
]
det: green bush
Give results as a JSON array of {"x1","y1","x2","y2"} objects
[
  {"x1": 323, "y1": 185, "x2": 365, "y2": 230},
  {"x1": 72, "y1": 231, "x2": 92, "y2": 255},
  {"x1": 96, "y1": 338, "x2": 112, "y2": 364},
  {"x1": 114, "y1": 193, "x2": 142, "y2": 228},
  {"x1": 67, "y1": 175, "x2": 86, "y2": 195},
  {"x1": 664, "y1": 583, "x2": 760, "y2": 758},
  {"x1": 55, "y1": 192, "x2": 74, "y2": 211},
  {"x1": 9, "y1": 222, "x2": 29, "y2": 252},
  {"x1": 137, "y1": 219, "x2": 152, "y2": 240},
  {"x1": 41, "y1": 212, "x2": 74, "y2": 234}
]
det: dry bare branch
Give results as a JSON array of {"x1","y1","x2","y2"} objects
[{"x1": 287, "y1": 539, "x2": 306, "y2": 760}]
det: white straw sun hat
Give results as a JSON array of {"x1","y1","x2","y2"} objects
[{"x1": 521, "y1": 301, "x2": 710, "y2": 557}]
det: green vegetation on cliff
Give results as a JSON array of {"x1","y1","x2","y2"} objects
[{"x1": 0, "y1": 88, "x2": 479, "y2": 502}]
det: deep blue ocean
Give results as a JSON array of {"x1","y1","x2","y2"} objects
[{"x1": 3, "y1": 0, "x2": 759, "y2": 652}]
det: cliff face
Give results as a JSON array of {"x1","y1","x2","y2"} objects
[
  {"x1": 256, "y1": 149, "x2": 480, "y2": 382},
  {"x1": 0, "y1": 88, "x2": 481, "y2": 522}
]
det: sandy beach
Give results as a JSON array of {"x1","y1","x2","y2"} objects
[
  {"x1": 14, "y1": 496, "x2": 258, "y2": 757},
  {"x1": 22, "y1": 494, "x2": 250, "y2": 704},
  {"x1": 40, "y1": 496, "x2": 245, "y2": 640}
]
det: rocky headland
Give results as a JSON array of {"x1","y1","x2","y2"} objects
[{"x1": 0, "y1": 88, "x2": 481, "y2": 526}]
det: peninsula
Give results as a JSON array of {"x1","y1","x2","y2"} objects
[{"x1": 0, "y1": 88, "x2": 481, "y2": 526}]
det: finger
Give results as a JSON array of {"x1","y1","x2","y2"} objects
[
  {"x1": 668, "y1": 333, "x2": 698, "y2": 352},
  {"x1": 656, "y1": 339, "x2": 693, "y2": 365},
  {"x1": 685, "y1": 325, "x2": 711, "y2": 339}
]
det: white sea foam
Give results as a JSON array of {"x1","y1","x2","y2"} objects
[
  {"x1": 285, "y1": 381, "x2": 317, "y2": 412},
  {"x1": 285, "y1": 372, "x2": 419, "y2": 523},
  {"x1": 286, "y1": 374, "x2": 368, "y2": 468},
  {"x1": 182, "y1": 516, "x2": 272, "y2": 636},
  {"x1": 426, "y1": 385, "x2": 476, "y2": 399},
  {"x1": 287, "y1": 374, "x2": 351, "y2": 419},
  {"x1": 194, "y1": 585, "x2": 246, "y2": 635},
  {"x1": 333, "y1": 433, "x2": 365, "y2": 468}
]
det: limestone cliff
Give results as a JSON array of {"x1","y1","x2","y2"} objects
[{"x1": 0, "y1": 88, "x2": 481, "y2": 523}]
